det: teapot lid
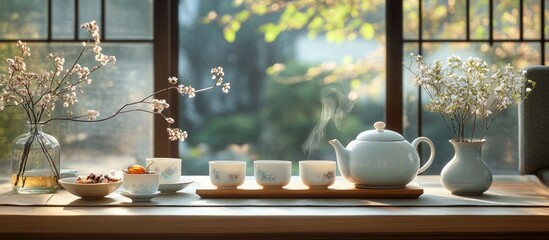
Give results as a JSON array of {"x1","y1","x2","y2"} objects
[{"x1": 356, "y1": 121, "x2": 404, "y2": 141}]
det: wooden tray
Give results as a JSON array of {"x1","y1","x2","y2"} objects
[{"x1": 196, "y1": 180, "x2": 423, "y2": 199}]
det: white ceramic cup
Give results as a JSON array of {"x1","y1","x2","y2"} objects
[
  {"x1": 145, "y1": 158, "x2": 182, "y2": 184},
  {"x1": 254, "y1": 160, "x2": 292, "y2": 189},
  {"x1": 299, "y1": 160, "x2": 336, "y2": 189},
  {"x1": 209, "y1": 161, "x2": 246, "y2": 189},
  {"x1": 123, "y1": 172, "x2": 160, "y2": 194}
]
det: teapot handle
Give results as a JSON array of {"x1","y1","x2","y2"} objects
[{"x1": 412, "y1": 137, "x2": 435, "y2": 174}]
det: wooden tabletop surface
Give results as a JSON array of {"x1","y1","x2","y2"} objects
[{"x1": 0, "y1": 175, "x2": 548, "y2": 239}]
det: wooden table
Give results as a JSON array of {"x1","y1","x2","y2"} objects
[{"x1": 0, "y1": 175, "x2": 548, "y2": 239}]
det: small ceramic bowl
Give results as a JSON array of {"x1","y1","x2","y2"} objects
[
  {"x1": 59, "y1": 177, "x2": 123, "y2": 199},
  {"x1": 254, "y1": 160, "x2": 291, "y2": 189},
  {"x1": 209, "y1": 161, "x2": 246, "y2": 189},
  {"x1": 123, "y1": 172, "x2": 160, "y2": 195},
  {"x1": 299, "y1": 160, "x2": 336, "y2": 189}
]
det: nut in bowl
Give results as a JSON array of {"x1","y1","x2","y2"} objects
[
  {"x1": 299, "y1": 160, "x2": 336, "y2": 190},
  {"x1": 122, "y1": 165, "x2": 160, "y2": 195},
  {"x1": 254, "y1": 160, "x2": 291, "y2": 189},
  {"x1": 59, "y1": 173, "x2": 123, "y2": 199},
  {"x1": 209, "y1": 161, "x2": 246, "y2": 189}
]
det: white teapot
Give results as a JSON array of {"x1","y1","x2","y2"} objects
[{"x1": 329, "y1": 121, "x2": 435, "y2": 188}]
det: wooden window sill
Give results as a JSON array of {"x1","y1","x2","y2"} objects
[{"x1": 0, "y1": 175, "x2": 548, "y2": 239}]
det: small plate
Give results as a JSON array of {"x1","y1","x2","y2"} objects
[
  {"x1": 120, "y1": 191, "x2": 161, "y2": 202},
  {"x1": 158, "y1": 179, "x2": 194, "y2": 194}
]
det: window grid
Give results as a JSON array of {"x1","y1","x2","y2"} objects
[
  {"x1": 0, "y1": 0, "x2": 153, "y2": 43},
  {"x1": 0, "y1": 0, "x2": 169, "y2": 156},
  {"x1": 402, "y1": 0, "x2": 547, "y2": 140}
]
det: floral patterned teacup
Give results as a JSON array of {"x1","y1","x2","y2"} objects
[
  {"x1": 299, "y1": 160, "x2": 336, "y2": 190},
  {"x1": 209, "y1": 161, "x2": 246, "y2": 189},
  {"x1": 254, "y1": 160, "x2": 291, "y2": 189},
  {"x1": 145, "y1": 158, "x2": 182, "y2": 184},
  {"x1": 123, "y1": 172, "x2": 160, "y2": 195}
]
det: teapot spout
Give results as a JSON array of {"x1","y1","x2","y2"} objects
[{"x1": 329, "y1": 139, "x2": 351, "y2": 177}]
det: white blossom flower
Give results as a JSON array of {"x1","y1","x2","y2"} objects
[
  {"x1": 167, "y1": 128, "x2": 188, "y2": 141},
  {"x1": 177, "y1": 84, "x2": 189, "y2": 94},
  {"x1": 168, "y1": 77, "x2": 178, "y2": 85},
  {"x1": 211, "y1": 66, "x2": 225, "y2": 86},
  {"x1": 86, "y1": 110, "x2": 100, "y2": 120},
  {"x1": 16, "y1": 40, "x2": 30, "y2": 57},
  {"x1": 152, "y1": 99, "x2": 170, "y2": 113},
  {"x1": 187, "y1": 86, "x2": 196, "y2": 98},
  {"x1": 165, "y1": 117, "x2": 175, "y2": 124},
  {"x1": 222, "y1": 83, "x2": 230, "y2": 93}
]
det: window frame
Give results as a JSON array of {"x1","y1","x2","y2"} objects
[
  {"x1": 4, "y1": 0, "x2": 544, "y2": 160},
  {"x1": 153, "y1": 0, "x2": 178, "y2": 157}
]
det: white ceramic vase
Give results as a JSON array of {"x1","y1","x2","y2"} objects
[{"x1": 440, "y1": 139, "x2": 492, "y2": 195}]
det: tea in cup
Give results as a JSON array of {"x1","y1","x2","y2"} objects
[
  {"x1": 146, "y1": 158, "x2": 182, "y2": 184},
  {"x1": 254, "y1": 160, "x2": 291, "y2": 189},
  {"x1": 299, "y1": 160, "x2": 336, "y2": 189},
  {"x1": 209, "y1": 161, "x2": 246, "y2": 189}
]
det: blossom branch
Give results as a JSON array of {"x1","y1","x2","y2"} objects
[{"x1": 42, "y1": 66, "x2": 229, "y2": 141}]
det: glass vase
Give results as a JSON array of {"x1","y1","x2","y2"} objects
[
  {"x1": 11, "y1": 123, "x2": 60, "y2": 194},
  {"x1": 440, "y1": 139, "x2": 492, "y2": 196}
]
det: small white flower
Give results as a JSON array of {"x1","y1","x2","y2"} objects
[
  {"x1": 168, "y1": 77, "x2": 178, "y2": 85},
  {"x1": 86, "y1": 110, "x2": 100, "y2": 120},
  {"x1": 177, "y1": 84, "x2": 189, "y2": 94},
  {"x1": 16, "y1": 40, "x2": 31, "y2": 57},
  {"x1": 187, "y1": 87, "x2": 196, "y2": 98},
  {"x1": 165, "y1": 117, "x2": 175, "y2": 124},
  {"x1": 152, "y1": 99, "x2": 170, "y2": 113},
  {"x1": 167, "y1": 128, "x2": 188, "y2": 141},
  {"x1": 222, "y1": 83, "x2": 230, "y2": 93}
]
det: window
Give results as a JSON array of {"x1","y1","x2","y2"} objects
[
  {"x1": 178, "y1": 0, "x2": 386, "y2": 175},
  {"x1": 403, "y1": 0, "x2": 546, "y2": 174},
  {"x1": 177, "y1": 0, "x2": 545, "y2": 175},
  {"x1": 0, "y1": 0, "x2": 543, "y2": 176},
  {"x1": 0, "y1": 0, "x2": 154, "y2": 174}
]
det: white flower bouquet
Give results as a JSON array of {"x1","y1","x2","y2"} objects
[
  {"x1": 1, "y1": 21, "x2": 229, "y2": 189},
  {"x1": 405, "y1": 54, "x2": 535, "y2": 142}
]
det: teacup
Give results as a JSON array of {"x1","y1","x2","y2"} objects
[
  {"x1": 299, "y1": 160, "x2": 336, "y2": 189},
  {"x1": 123, "y1": 172, "x2": 160, "y2": 194},
  {"x1": 145, "y1": 158, "x2": 182, "y2": 184},
  {"x1": 254, "y1": 160, "x2": 291, "y2": 189},
  {"x1": 209, "y1": 161, "x2": 246, "y2": 189}
]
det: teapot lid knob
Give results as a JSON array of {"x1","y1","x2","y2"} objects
[{"x1": 374, "y1": 121, "x2": 386, "y2": 132}]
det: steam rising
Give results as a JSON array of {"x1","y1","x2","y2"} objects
[{"x1": 302, "y1": 87, "x2": 356, "y2": 158}]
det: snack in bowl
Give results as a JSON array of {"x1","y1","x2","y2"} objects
[
  {"x1": 59, "y1": 173, "x2": 123, "y2": 199},
  {"x1": 122, "y1": 164, "x2": 160, "y2": 195},
  {"x1": 76, "y1": 173, "x2": 120, "y2": 184},
  {"x1": 126, "y1": 165, "x2": 148, "y2": 174}
]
